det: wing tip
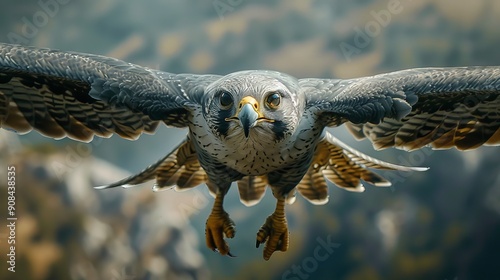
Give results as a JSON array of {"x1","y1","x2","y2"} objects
[
  {"x1": 411, "y1": 166, "x2": 430, "y2": 172},
  {"x1": 342, "y1": 184, "x2": 366, "y2": 193},
  {"x1": 373, "y1": 181, "x2": 392, "y2": 187},
  {"x1": 94, "y1": 183, "x2": 136, "y2": 190},
  {"x1": 307, "y1": 196, "x2": 330, "y2": 205},
  {"x1": 152, "y1": 184, "x2": 175, "y2": 192}
]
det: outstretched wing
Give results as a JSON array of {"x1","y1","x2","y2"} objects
[
  {"x1": 302, "y1": 67, "x2": 500, "y2": 151},
  {"x1": 0, "y1": 43, "x2": 220, "y2": 142}
]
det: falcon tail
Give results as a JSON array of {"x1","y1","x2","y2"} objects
[
  {"x1": 236, "y1": 176, "x2": 268, "y2": 206},
  {"x1": 293, "y1": 131, "x2": 428, "y2": 205}
]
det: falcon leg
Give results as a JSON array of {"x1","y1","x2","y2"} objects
[
  {"x1": 205, "y1": 190, "x2": 236, "y2": 256},
  {"x1": 256, "y1": 196, "x2": 289, "y2": 260}
]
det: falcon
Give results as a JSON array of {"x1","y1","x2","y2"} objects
[{"x1": 1, "y1": 43, "x2": 499, "y2": 260}]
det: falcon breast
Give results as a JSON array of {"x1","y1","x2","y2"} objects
[{"x1": 1, "y1": 43, "x2": 499, "y2": 260}]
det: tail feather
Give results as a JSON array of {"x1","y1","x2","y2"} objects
[{"x1": 237, "y1": 176, "x2": 268, "y2": 206}]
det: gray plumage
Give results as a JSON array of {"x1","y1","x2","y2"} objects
[{"x1": 1, "y1": 43, "x2": 499, "y2": 259}]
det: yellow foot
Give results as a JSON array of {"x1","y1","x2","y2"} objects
[
  {"x1": 205, "y1": 192, "x2": 236, "y2": 256},
  {"x1": 256, "y1": 198, "x2": 289, "y2": 260}
]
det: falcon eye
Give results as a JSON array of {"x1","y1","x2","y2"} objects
[
  {"x1": 219, "y1": 90, "x2": 234, "y2": 109},
  {"x1": 265, "y1": 92, "x2": 281, "y2": 109}
]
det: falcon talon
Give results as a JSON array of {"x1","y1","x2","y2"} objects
[
  {"x1": 1, "y1": 43, "x2": 499, "y2": 260},
  {"x1": 204, "y1": 191, "x2": 236, "y2": 256}
]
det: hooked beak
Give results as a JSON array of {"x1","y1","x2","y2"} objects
[
  {"x1": 238, "y1": 102, "x2": 258, "y2": 138},
  {"x1": 225, "y1": 96, "x2": 272, "y2": 138}
]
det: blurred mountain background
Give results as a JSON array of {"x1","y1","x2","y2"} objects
[{"x1": 0, "y1": 0, "x2": 499, "y2": 279}]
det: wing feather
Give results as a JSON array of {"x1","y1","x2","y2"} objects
[
  {"x1": 295, "y1": 131, "x2": 426, "y2": 205},
  {"x1": 0, "y1": 43, "x2": 220, "y2": 142},
  {"x1": 96, "y1": 137, "x2": 208, "y2": 191},
  {"x1": 303, "y1": 67, "x2": 500, "y2": 151}
]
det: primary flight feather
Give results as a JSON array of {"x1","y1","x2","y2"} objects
[{"x1": 1, "y1": 43, "x2": 498, "y2": 260}]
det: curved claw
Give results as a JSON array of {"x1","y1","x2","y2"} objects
[
  {"x1": 205, "y1": 211, "x2": 236, "y2": 256},
  {"x1": 256, "y1": 197, "x2": 289, "y2": 260},
  {"x1": 205, "y1": 189, "x2": 237, "y2": 256},
  {"x1": 213, "y1": 248, "x2": 236, "y2": 257},
  {"x1": 227, "y1": 251, "x2": 236, "y2": 258}
]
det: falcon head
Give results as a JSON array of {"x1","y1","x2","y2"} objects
[{"x1": 203, "y1": 71, "x2": 304, "y2": 143}]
